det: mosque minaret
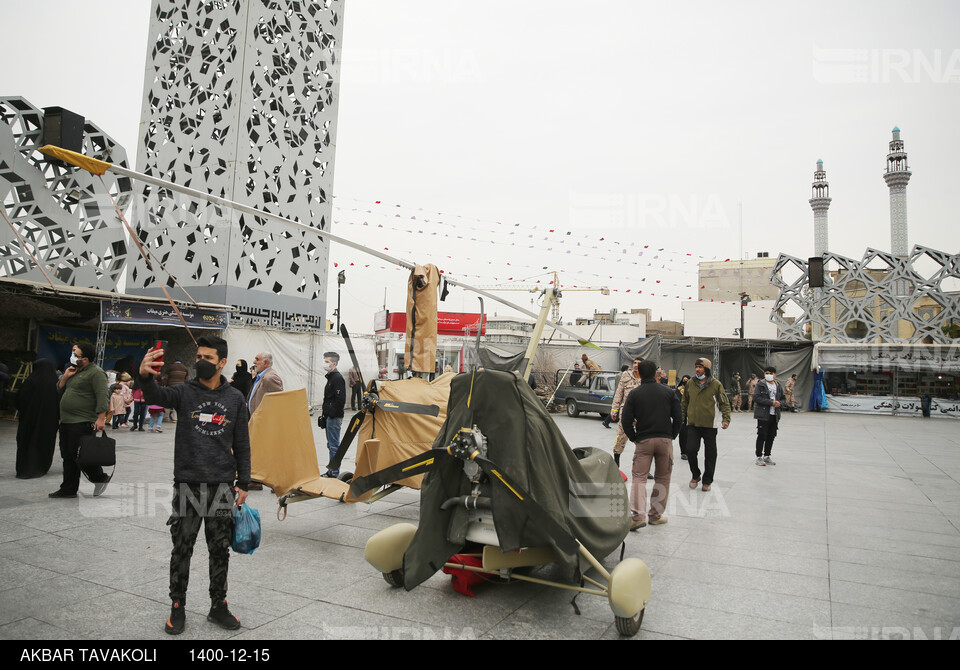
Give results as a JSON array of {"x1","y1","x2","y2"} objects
[
  {"x1": 883, "y1": 126, "x2": 911, "y2": 257},
  {"x1": 809, "y1": 159, "x2": 831, "y2": 256}
]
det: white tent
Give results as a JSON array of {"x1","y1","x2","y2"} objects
[{"x1": 223, "y1": 325, "x2": 378, "y2": 410}]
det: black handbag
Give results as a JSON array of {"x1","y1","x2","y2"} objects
[{"x1": 77, "y1": 430, "x2": 116, "y2": 485}]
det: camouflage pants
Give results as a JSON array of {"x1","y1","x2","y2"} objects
[
  {"x1": 168, "y1": 482, "x2": 235, "y2": 604},
  {"x1": 613, "y1": 423, "x2": 629, "y2": 455}
]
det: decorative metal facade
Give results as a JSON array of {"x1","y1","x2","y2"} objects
[
  {"x1": 0, "y1": 97, "x2": 132, "y2": 291},
  {"x1": 130, "y1": 0, "x2": 344, "y2": 330},
  {"x1": 771, "y1": 246, "x2": 960, "y2": 344}
]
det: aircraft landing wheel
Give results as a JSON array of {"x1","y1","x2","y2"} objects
[
  {"x1": 615, "y1": 608, "x2": 644, "y2": 637},
  {"x1": 608, "y1": 557, "x2": 651, "y2": 637},
  {"x1": 566, "y1": 399, "x2": 580, "y2": 417},
  {"x1": 382, "y1": 569, "x2": 404, "y2": 588}
]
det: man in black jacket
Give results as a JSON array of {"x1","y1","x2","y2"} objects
[
  {"x1": 139, "y1": 335, "x2": 250, "y2": 636},
  {"x1": 320, "y1": 351, "x2": 346, "y2": 478},
  {"x1": 620, "y1": 360, "x2": 682, "y2": 530},
  {"x1": 753, "y1": 365, "x2": 786, "y2": 466}
]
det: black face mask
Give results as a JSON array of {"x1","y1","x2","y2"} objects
[{"x1": 195, "y1": 359, "x2": 219, "y2": 381}]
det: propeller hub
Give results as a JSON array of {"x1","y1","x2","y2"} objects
[
  {"x1": 450, "y1": 427, "x2": 487, "y2": 482},
  {"x1": 361, "y1": 392, "x2": 379, "y2": 412}
]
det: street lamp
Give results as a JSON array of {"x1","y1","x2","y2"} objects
[
  {"x1": 739, "y1": 292, "x2": 750, "y2": 340},
  {"x1": 336, "y1": 270, "x2": 346, "y2": 330}
]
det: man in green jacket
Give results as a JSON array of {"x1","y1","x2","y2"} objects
[
  {"x1": 50, "y1": 341, "x2": 110, "y2": 498},
  {"x1": 681, "y1": 357, "x2": 731, "y2": 492}
]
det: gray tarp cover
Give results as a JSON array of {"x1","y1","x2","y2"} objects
[
  {"x1": 619, "y1": 338, "x2": 815, "y2": 410},
  {"x1": 401, "y1": 369, "x2": 630, "y2": 589}
]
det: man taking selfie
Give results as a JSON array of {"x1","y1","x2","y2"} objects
[{"x1": 139, "y1": 335, "x2": 250, "y2": 635}]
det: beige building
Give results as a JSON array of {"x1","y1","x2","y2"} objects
[
  {"x1": 577, "y1": 308, "x2": 648, "y2": 327},
  {"x1": 646, "y1": 320, "x2": 684, "y2": 337},
  {"x1": 699, "y1": 255, "x2": 779, "y2": 302}
]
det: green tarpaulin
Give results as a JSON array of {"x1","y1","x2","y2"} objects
[{"x1": 402, "y1": 369, "x2": 630, "y2": 589}]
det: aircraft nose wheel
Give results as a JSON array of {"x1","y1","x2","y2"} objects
[
  {"x1": 382, "y1": 569, "x2": 404, "y2": 588},
  {"x1": 607, "y1": 557, "x2": 651, "y2": 637},
  {"x1": 615, "y1": 608, "x2": 645, "y2": 637}
]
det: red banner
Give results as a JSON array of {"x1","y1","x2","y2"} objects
[{"x1": 375, "y1": 311, "x2": 485, "y2": 336}]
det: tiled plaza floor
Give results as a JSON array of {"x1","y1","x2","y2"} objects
[{"x1": 1, "y1": 409, "x2": 958, "y2": 640}]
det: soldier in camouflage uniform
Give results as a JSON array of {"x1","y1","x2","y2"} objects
[
  {"x1": 610, "y1": 358, "x2": 642, "y2": 466},
  {"x1": 785, "y1": 374, "x2": 798, "y2": 412}
]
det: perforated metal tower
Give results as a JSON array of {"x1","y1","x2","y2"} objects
[{"x1": 129, "y1": 0, "x2": 344, "y2": 330}]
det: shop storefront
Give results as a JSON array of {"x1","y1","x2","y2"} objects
[
  {"x1": 814, "y1": 343, "x2": 960, "y2": 419},
  {"x1": 0, "y1": 277, "x2": 232, "y2": 411}
]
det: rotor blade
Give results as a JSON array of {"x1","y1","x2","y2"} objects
[
  {"x1": 326, "y1": 409, "x2": 365, "y2": 471},
  {"x1": 339, "y1": 324, "x2": 364, "y2": 390},
  {"x1": 374, "y1": 400, "x2": 440, "y2": 416},
  {"x1": 38, "y1": 144, "x2": 598, "y2": 347},
  {"x1": 470, "y1": 452, "x2": 580, "y2": 556},
  {"x1": 348, "y1": 448, "x2": 445, "y2": 497}
]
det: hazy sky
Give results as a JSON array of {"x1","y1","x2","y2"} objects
[{"x1": 3, "y1": 0, "x2": 959, "y2": 330}]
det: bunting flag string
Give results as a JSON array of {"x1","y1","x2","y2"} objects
[
  {"x1": 331, "y1": 196, "x2": 718, "y2": 265},
  {"x1": 325, "y1": 196, "x2": 780, "y2": 312},
  {"x1": 328, "y1": 216, "x2": 779, "y2": 298},
  {"x1": 329, "y1": 215, "x2": 708, "y2": 278},
  {"x1": 328, "y1": 252, "x2": 780, "y2": 310}
]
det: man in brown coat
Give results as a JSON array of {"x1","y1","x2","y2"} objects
[
  {"x1": 247, "y1": 352, "x2": 284, "y2": 416},
  {"x1": 246, "y1": 352, "x2": 284, "y2": 490}
]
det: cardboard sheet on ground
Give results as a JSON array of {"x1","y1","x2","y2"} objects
[
  {"x1": 249, "y1": 388, "x2": 349, "y2": 501},
  {"x1": 346, "y1": 372, "x2": 454, "y2": 502}
]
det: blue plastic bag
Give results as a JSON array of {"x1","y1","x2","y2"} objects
[{"x1": 232, "y1": 504, "x2": 261, "y2": 554}]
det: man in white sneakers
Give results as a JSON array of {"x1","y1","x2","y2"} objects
[{"x1": 753, "y1": 365, "x2": 786, "y2": 466}]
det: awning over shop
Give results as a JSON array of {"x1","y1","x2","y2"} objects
[{"x1": 0, "y1": 276, "x2": 235, "y2": 330}]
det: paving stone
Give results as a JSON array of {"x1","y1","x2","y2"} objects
[
  {"x1": 659, "y1": 557, "x2": 831, "y2": 601},
  {"x1": 0, "y1": 617, "x2": 77, "y2": 641},
  {"x1": 1, "y1": 414, "x2": 959, "y2": 639}
]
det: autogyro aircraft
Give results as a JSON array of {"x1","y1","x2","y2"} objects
[{"x1": 36, "y1": 144, "x2": 652, "y2": 635}]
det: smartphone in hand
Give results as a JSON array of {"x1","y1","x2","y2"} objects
[{"x1": 154, "y1": 340, "x2": 168, "y2": 372}]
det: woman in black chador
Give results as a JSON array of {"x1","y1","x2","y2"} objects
[
  {"x1": 230, "y1": 359, "x2": 253, "y2": 400},
  {"x1": 14, "y1": 358, "x2": 60, "y2": 479}
]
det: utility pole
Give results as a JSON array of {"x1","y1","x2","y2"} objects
[
  {"x1": 336, "y1": 270, "x2": 345, "y2": 330},
  {"x1": 739, "y1": 292, "x2": 750, "y2": 340}
]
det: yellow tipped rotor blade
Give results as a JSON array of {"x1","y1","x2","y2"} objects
[
  {"x1": 38, "y1": 145, "x2": 112, "y2": 176},
  {"x1": 578, "y1": 339, "x2": 601, "y2": 349}
]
